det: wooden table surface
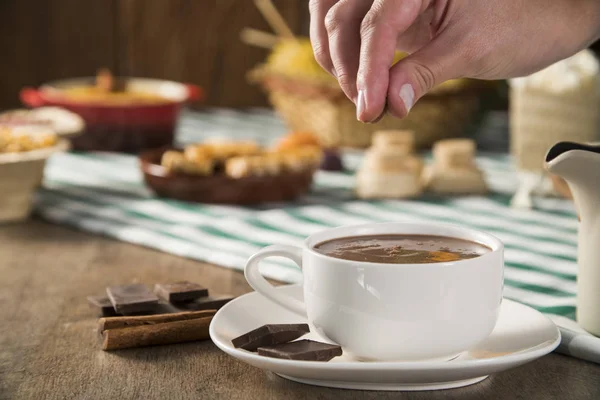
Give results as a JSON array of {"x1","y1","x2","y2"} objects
[{"x1": 2, "y1": 220, "x2": 599, "y2": 400}]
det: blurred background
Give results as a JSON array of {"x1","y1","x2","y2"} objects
[
  {"x1": 3, "y1": 0, "x2": 600, "y2": 110},
  {"x1": 2, "y1": 0, "x2": 598, "y2": 212},
  {"x1": 0, "y1": 0, "x2": 311, "y2": 110}
]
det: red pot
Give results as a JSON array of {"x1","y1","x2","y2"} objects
[{"x1": 20, "y1": 78, "x2": 203, "y2": 153}]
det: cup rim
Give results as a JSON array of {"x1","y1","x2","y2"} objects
[{"x1": 303, "y1": 222, "x2": 503, "y2": 267}]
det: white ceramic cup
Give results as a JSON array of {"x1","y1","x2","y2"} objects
[{"x1": 245, "y1": 222, "x2": 504, "y2": 361}]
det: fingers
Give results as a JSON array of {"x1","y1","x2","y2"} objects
[
  {"x1": 386, "y1": 34, "x2": 466, "y2": 118},
  {"x1": 394, "y1": 6, "x2": 435, "y2": 53},
  {"x1": 325, "y1": 0, "x2": 373, "y2": 104},
  {"x1": 356, "y1": 0, "x2": 425, "y2": 122},
  {"x1": 309, "y1": 0, "x2": 339, "y2": 77}
]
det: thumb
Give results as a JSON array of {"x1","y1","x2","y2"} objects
[{"x1": 386, "y1": 36, "x2": 466, "y2": 118}]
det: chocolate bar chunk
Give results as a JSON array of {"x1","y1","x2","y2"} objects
[
  {"x1": 154, "y1": 282, "x2": 209, "y2": 303},
  {"x1": 258, "y1": 339, "x2": 342, "y2": 361},
  {"x1": 176, "y1": 295, "x2": 233, "y2": 311},
  {"x1": 106, "y1": 284, "x2": 159, "y2": 314},
  {"x1": 232, "y1": 324, "x2": 310, "y2": 351},
  {"x1": 87, "y1": 295, "x2": 119, "y2": 317}
]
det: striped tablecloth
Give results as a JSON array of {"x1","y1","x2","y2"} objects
[{"x1": 35, "y1": 109, "x2": 578, "y2": 318}]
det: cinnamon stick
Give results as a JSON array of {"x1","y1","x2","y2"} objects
[
  {"x1": 99, "y1": 310, "x2": 216, "y2": 332},
  {"x1": 98, "y1": 310, "x2": 216, "y2": 351}
]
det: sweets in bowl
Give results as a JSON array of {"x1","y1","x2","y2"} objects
[
  {"x1": 0, "y1": 126, "x2": 59, "y2": 153},
  {"x1": 0, "y1": 127, "x2": 69, "y2": 222},
  {"x1": 0, "y1": 107, "x2": 84, "y2": 138},
  {"x1": 20, "y1": 69, "x2": 202, "y2": 153},
  {"x1": 140, "y1": 139, "x2": 321, "y2": 204},
  {"x1": 57, "y1": 69, "x2": 171, "y2": 106}
]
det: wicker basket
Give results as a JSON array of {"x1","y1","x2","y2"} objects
[
  {"x1": 250, "y1": 66, "x2": 484, "y2": 149},
  {"x1": 510, "y1": 85, "x2": 600, "y2": 172}
]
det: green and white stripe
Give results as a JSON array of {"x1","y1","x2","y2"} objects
[{"x1": 35, "y1": 109, "x2": 578, "y2": 319}]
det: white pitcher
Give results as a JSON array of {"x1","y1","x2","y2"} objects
[{"x1": 546, "y1": 141, "x2": 600, "y2": 336}]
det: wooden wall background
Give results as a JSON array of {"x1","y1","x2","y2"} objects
[
  {"x1": 0, "y1": 0, "x2": 310, "y2": 110},
  {"x1": 2, "y1": 0, "x2": 600, "y2": 112}
]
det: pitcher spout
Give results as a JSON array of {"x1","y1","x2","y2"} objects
[
  {"x1": 545, "y1": 142, "x2": 600, "y2": 185},
  {"x1": 545, "y1": 141, "x2": 600, "y2": 225}
]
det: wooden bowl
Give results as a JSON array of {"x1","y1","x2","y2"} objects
[
  {"x1": 139, "y1": 147, "x2": 316, "y2": 205},
  {"x1": 0, "y1": 139, "x2": 70, "y2": 223}
]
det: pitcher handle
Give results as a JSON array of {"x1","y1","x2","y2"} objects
[{"x1": 244, "y1": 244, "x2": 306, "y2": 317}]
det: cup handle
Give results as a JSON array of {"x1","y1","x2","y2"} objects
[{"x1": 244, "y1": 244, "x2": 306, "y2": 317}]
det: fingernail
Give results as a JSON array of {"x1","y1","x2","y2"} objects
[
  {"x1": 356, "y1": 89, "x2": 366, "y2": 121},
  {"x1": 399, "y1": 84, "x2": 415, "y2": 113}
]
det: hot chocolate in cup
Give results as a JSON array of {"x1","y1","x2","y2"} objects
[{"x1": 245, "y1": 222, "x2": 504, "y2": 362}]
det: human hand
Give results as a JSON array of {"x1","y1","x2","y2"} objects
[{"x1": 309, "y1": 0, "x2": 600, "y2": 122}]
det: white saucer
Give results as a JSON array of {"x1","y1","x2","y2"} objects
[{"x1": 209, "y1": 284, "x2": 560, "y2": 391}]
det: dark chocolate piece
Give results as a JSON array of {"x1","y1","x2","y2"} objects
[
  {"x1": 257, "y1": 339, "x2": 342, "y2": 361},
  {"x1": 106, "y1": 284, "x2": 159, "y2": 314},
  {"x1": 320, "y1": 149, "x2": 344, "y2": 171},
  {"x1": 154, "y1": 282, "x2": 209, "y2": 303},
  {"x1": 231, "y1": 324, "x2": 310, "y2": 351},
  {"x1": 87, "y1": 295, "x2": 119, "y2": 317},
  {"x1": 176, "y1": 295, "x2": 234, "y2": 311}
]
